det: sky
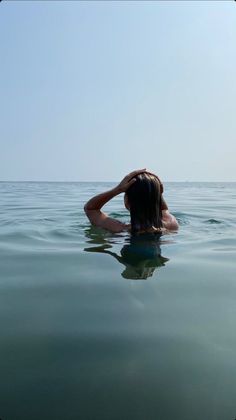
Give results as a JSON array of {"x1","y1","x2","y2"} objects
[{"x1": 1, "y1": 0, "x2": 236, "y2": 182}]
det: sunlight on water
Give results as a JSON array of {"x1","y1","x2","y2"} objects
[{"x1": 0, "y1": 182, "x2": 236, "y2": 420}]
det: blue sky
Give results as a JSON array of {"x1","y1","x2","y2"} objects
[{"x1": 1, "y1": 1, "x2": 235, "y2": 181}]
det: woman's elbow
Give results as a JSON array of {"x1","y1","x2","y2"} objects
[
  {"x1": 84, "y1": 203, "x2": 93, "y2": 219},
  {"x1": 84, "y1": 203, "x2": 94, "y2": 213}
]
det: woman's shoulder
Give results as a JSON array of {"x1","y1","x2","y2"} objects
[{"x1": 162, "y1": 210, "x2": 179, "y2": 231}]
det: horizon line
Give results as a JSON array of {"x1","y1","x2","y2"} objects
[{"x1": 0, "y1": 180, "x2": 236, "y2": 183}]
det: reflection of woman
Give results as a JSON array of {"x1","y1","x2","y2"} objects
[
  {"x1": 84, "y1": 169, "x2": 178, "y2": 234},
  {"x1": 84, "y1": 234, "x2": 169, "y2": 280}
]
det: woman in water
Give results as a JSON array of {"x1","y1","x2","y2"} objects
[{"x1": 84, "y1": 169, "x2": 178, "y2": 234}]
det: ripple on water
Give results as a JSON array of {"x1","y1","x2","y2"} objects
[{"x1": 204, "y1": 219, "x2": 223, "y2": 224}]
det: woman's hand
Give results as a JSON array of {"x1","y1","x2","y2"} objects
[
  {"x1": 116, "y1": 169, "x2": 146, "y2": 193},
  {"x1": 84, "y1": 170, "x2": 146, "y2": 214},
  {"x1": 115, "y1": 168, "x2": 164, "y2": 194}
]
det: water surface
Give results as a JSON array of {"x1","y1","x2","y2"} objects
[{"x1": 0, "y1": 182, "x2": 236, "y2": 420}]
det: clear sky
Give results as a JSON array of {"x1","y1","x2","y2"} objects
[{"x1": 1, "y1": 1, "x2": 235, "y2": 182}]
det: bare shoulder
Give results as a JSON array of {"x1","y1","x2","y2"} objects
[{"x1": 162, "y1": 210, "x2": 179, "y2": 231}]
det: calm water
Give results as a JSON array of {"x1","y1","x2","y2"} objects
[{"x1": 0, "y1": 182, "x2": 236, "y2": 420}]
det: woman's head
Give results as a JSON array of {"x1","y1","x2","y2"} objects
[{"x1": 125, "y1": 173, "x2": 163, "y2": 234}]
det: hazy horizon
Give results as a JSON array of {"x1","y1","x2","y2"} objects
[{"x1": 1, "y1": 180, "x2": 235, "y2": 184}]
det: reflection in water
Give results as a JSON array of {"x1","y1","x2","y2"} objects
[{"x1": 84, "y1": 227, "x2": 169, "y2": 280}]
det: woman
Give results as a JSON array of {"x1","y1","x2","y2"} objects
[{"x1": 84, "y1": 169, "x2": 178, "y2": 234}]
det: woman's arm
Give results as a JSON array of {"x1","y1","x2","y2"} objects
[
  {"x1": 84, "y1": 186, "x2": 126, "y2": 233},
  {"x1": 84, "y1": 169, "x2": 146, "y2": 233}
]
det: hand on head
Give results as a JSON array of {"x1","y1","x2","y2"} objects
[
  {"x1": 116, "y1": 169, "x2": 146, "y2": 193},
  {"x1": 117, "y1": 169, "x2": 163, "y2": 194}
]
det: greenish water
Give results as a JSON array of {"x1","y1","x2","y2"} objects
[{"x1": 0, "y1": 182, "x2": 236, "y2": 420}]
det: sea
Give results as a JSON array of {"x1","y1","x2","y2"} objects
[{"x1": 0, "y1": 181, "x2": 236, "y2": 420}]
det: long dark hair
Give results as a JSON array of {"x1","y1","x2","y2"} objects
[{"x1": 125, "y1": 173, "x2": 163, "y2": 234}]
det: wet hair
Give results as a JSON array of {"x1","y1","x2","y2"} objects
[{"x1": 125, "y1": 173, "x2": 163, "y2": 234}]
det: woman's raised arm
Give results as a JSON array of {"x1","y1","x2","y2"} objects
[{"x1": 84, "y1": 169, "x2": 146, "y2": 232}]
